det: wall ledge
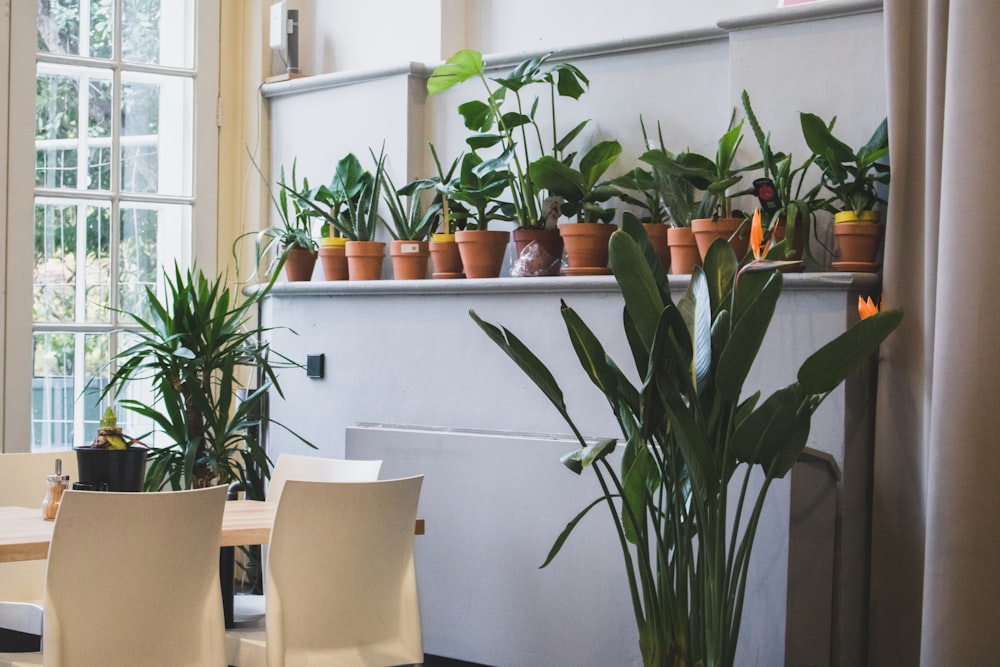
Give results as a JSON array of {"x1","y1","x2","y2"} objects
[
  {"x1": 253, "y1": 272, "x2": 879, "y2": 298},
  {"x1": 718, "y1": 0, "x2": 883, "y2": 32}
]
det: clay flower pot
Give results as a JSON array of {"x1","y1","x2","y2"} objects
[
  {"x1": 832, "y1": 210, "x2": 883, "y2": 271},
  {"x1": 455, "y1": 230, "x2": 510, "y2": 279},
  {"x1": 317, "y1": 238, "x2": 348, "y2": 281},
  {"x1": 559, "y1": 223, "x2": 616, "y2": 276},
  {"x1": 390, "y1": 240, "x2": 430, "y2": 280},
  {"x1": 691, "y1": 217, "x2": 750, "y2": 262},
  {"x1": 667, "y1": 227, "x2": 701, "y2": 274},
  {"x1": 345, "y1": 240, "x2": 386, "y2": 280},
  {"x1": 282, "y1": 245, "x2": 317, "y2": 282},
  {"x1": 429, "y1": 233, "x2": 464, "y2": 279}
]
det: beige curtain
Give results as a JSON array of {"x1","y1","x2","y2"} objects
[{"x1": 872, "y1": 1, "x2": 1000, "y2": 664}]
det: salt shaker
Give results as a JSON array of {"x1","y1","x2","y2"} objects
[{"x1": 42, "y1": 458, "x2": 69, "y2": 521}]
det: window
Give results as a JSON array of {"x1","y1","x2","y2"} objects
[{"x1": 24, "y1": 0, "x2": 218, "y2": 450}]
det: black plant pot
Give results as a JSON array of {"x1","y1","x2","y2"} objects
[{"x1": 74, "y1": 447, "x2": 148, "y2": 492}]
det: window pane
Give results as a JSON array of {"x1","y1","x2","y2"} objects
[
  {"x1": 84, "y1": 203, "x2": 112, "y2": 323},
  {"x1": 37, "y1": 0, "x2": 81, "y2": 56},
  {"x1": 34, "y1": 201, "x2": 78, "y2": 323},
  {"x1": 123, "y1": 0, "x2": 194, "y2": 68},
  {"x1": 36, "y1": 73, "x2": 79, "y2": 141},
  {"x1": 119, "y1": 203, "x2": 189, "y2": 320},
  {"x1": 36, "y1": 147, "x2": 78, "y2": 189},
  {"x1": 121, "y1": 74, "x2": 193, "y2": 195}
]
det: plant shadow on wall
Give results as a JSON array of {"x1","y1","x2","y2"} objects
[
  {"x1": 471, "y1": 215, "x2": 901, "y2": 667},
  {"x1": 96, "y1": 265, "x2": 312, "y2": 493}
]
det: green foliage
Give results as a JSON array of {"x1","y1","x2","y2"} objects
[
  {"x1": 291, "y1": 149, "x2": 387, "y2": 242},
  {"x1": 437, "y1": 152, "x2": 512, "y2": 230},
  {"x1": 800, "y1": 112, "x2": 889, "y2": 217},
  {"x1": 98, "y1": 264, "x2": 311, "y2": 491},
  {"x1": 381, "y1": 169, "x2": 442, "y2": 241},
  {"x1": 471, "y1": 220, "x2": 902, "y2": 666},
  {"x1": 528, "y1": 140, "x2": 622, "y2": 223},
  {"x1": 428, "y1": 49, "x2": 591, "y2": 229},
  {"x1": 740, "y1": 90, "x2": 833, "y2": 261}
]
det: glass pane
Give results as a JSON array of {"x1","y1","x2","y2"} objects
[
  {"x1": 36, "y1": 147, "x2": 78, "y2": 189},
  {"x1": 34, "y1": 201, "x2": 78, "y2": 323},
  {"x1": 123, "y1": 0, "x2": 194, "y2": 68},
  {"x1": 32, "y1": 332, "x2": 76, "y2": 449},
  {"x1": 37, "y1": 0, "x2": 81, "y2": 56},
  {"x1": 119, "y1": 203, "x2": 189, "y2": 320},
  {"x1": 121, "y1": 74, "x2": 193, "y2": 195},
  {"x1": 84, "y1": 203, "x2": 112, "y2": 323},
  {"x1": 88, "y1": 0, "x2": 114, "y2": 59},
  {"x1": 36, "y1": 73, "x2": 79, "y2": 142},
  {"x1": 81, "y1": 332, "x2": 111, "y2": 439}
]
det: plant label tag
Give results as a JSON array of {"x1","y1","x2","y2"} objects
[{"x1": 401, "y1": 243, "x2": 420, "y2": 254}]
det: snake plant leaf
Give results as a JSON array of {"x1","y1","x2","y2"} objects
[
  {"x1": 677, "y1": 267, "x2": 712, "y2": 395},
  {"x1": 729, "y1": 383, "x2": 808, "y2": 473},
  {"x1": 560, "y1": 438, "x2": 618, "y2": 475},
  {"x1": 797, "y1": 308, "x2": 904, "y2": 395},
  {"x1": 540, "y1": 494, "x2": 609, "y2": 568},
  {"x1": 716, "y1": 270, "x2": 782, "y2": 403},
  {"x1": 470, "y1": 309, "x2": 581, "y2": 434},
  {"x1": 609, "y1": 230, "x2": 666, "y2": 351},
  {"x1": 702, "y1": 239, "x2": 738, "y2": 317},
  {"x1": 427, "y1": 49, "x2": 484, "y2": 95}
]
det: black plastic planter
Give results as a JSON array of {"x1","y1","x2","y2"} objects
[{"x1": 74, "y1": 447, "x2": 148, "y2": 492}]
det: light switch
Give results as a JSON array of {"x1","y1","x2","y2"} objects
[{"x1": 306, "y1": 354, "x2": 324, "y2": 379}]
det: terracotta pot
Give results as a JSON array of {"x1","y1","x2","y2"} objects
[
  {"x1": 832, "y1": 211, "x2": 882, "y2": 271},
  {"x1": 642, "y1": 223, "x2": 671, "y2": 273},
  {"x1": 345, "y1": 240, "x2": 386, "y2": 281},
  {"x1": 691, "y1": 217, "x2": 750, "y2": 262},
  {"x1": 511, "y1": 228, "x2": 563, "y2": 276},
  {"x1": 667, "y1": 227, "x2": 701, "y2": 274},
  {"x1": 390, "y1": 240, "x2": 430, "y2": 280},
  {"x1": 317, "y1": 238, "x2": 348, "y2": 281},
  {"x1": 429, "y1": 233, "x2": 464, "y2": 279},
  {"x1": 455, "y1": 230, "x2": 510, "y2": 279},
  {"x1": 559, "y1": 223, "x2": 616, "y2": 276},
  {"x1": 282, "y1": 246, "x2": 317, "y2": 282}
]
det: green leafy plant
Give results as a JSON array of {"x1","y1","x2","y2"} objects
[
  {"x1": 642, "y1": 115, "x2": 747, "y2": 222},
  {"x1": 293, "y1": 148, "x2": 388, "y2": 242},
  {"x1": 800, "y1": 112, "x2": 889, "y2": 217},
  {"x1": 470, "y1": 218, "x2": 902, "y2": 667},
  {"x1": 98, "y1": 264, "x2": 311, "y2": 492},
  {"x1": 438, "y1": 151, "x2": 512, "y2": 231},
  {"x1": 381, "y1": 170, "x2": 442, "y2": 242},
  {"x1": 242, "y1": 156, "x2": 318, "y2": 280},
  {"x1": 427, "y1": 49, "x2": 591, "y2": 229},
  {"x1": 740, "y1": 90, "x2": 833, "y2": 261},
  {"x1": 528, "y1": 139, "x2": 622, "y2": 223}
]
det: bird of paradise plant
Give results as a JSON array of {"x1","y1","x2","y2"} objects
[{"x1": 471, "y1": 216, "x2": 902, "y2": 666}]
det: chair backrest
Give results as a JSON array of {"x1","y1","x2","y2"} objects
[
  {"x1": 266, "y1": 454, "x2": 382, "y2": 503},
  {"x1": 0, "y1": 452, "x2": 79, "y2": 603},
  {"x1": 41, "y1": 485, "x2": 228, "y2": 667},
  {"x1": 265, "y1": 477, "x2": 424, "y2": 666}
]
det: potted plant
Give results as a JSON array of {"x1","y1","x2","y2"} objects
[
  {"x1": 246, "y1": 158, "x2": 319, "y2": 282},
  {"x1": 440, "y1": 151, "x2": 513, "y2": 279},
  {"x1": 529, "y1": 139, "x2": 622, "y2": 275},
  {"x1": 305, "y1": 153, "x2": 372, "y2": 281},
  {"x1": 800, "y1": 112, "x2": 889, "y2": 270},
  {"x1": 73, "y1": 407, "x2": 148, "y2": 492},
  {"x1": 427, "y1": 49, "x2": 591, "y2": 267},
  {"x1": 648, "y1": 116, "x2": 751, "y2": 262},
  {"x1": 470, "y1": 216, "x2": 902, "y2": 667},
  {"x1": 741, "y1": 91, "x2": 834, "y2": 266},
  {"x1": 381, "y1": 167, "x2": 441, "y2": 280},
  {"x1": 408, "y1": 143, "x2": 466, "y2": 279},
  {"x1": 97, "y1": 264, "x2": 310, "y2": 492}
]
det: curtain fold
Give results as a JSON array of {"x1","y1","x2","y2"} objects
[{"x1": 874, "y1": 1, "x2": 1000, "y2": 663}]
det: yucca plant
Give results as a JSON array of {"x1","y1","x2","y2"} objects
[
  {"x1": 471, "y1": 216, "x2": 902, "y2": 666},
  {"x1": 381, "y1": 169, "x2": 442, "y2": 242},
  {"x1": 99, "y1": 264, "x2": 309, "y2": 492}
]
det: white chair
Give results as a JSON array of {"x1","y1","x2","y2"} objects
[
  {"x1": 0, "y1": 484, "x2": 228, "y2": 667},
  {"x1": 228, "y1": 477, "x2": 424, "y2": 667},
  {"x1": 0, "y1": 453, "x2": 79, "y2": 651},
  {"x1": 228, "y1": 455, "x2": 382, "y2": 631}
]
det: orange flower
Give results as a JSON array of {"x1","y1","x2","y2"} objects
[
  {"x1": 858, "y1": 295, "x2": 879, "y2": 320},
  {"x1": 750, "y1": 209, "x2": 769, "y2": 261}
]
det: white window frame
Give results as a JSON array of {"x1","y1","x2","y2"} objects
[{"x1": 2, "y1": 0, "x2": 220, "y2": 453}]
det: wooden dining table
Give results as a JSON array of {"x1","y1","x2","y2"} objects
[{"x1": 0, "y1": 501, "x2": 425, "y2": 563}]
